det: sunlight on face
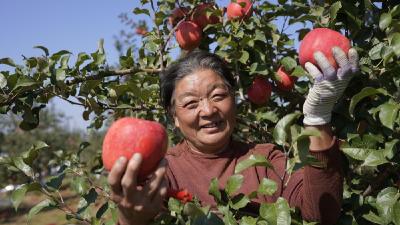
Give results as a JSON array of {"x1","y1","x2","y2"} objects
[{"x1": 172, "y1": 69, "x2": 236, "y2": 154}]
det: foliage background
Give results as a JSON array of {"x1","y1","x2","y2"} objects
[{"x1": 0, "y1": 0, "x2": 399, "y2": 224}]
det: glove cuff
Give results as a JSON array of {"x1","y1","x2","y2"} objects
[{"x1": 303, "y1": 114, "x2": 331, "y2": 126}]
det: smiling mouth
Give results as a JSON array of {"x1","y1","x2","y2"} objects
[{"x1": 200, "y1": 121, "x2": 222, "y2": 129}]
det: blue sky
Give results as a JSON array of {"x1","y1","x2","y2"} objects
[
  {"x1": 1, "y1": 0, "x2": 146, "y2": 130},
  {"x1": 1, "y1": 0, "x2": 293, "y2": 131}
]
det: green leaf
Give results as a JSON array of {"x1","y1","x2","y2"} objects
[
  {"x1": 329, "y1": 2, "x2": 342, "y2": 21},
  {"x1": 362, "y1": 150, "x2": 388, "y2": 167},
  {"x1": 379, "y1": 13, "x2": 392, "y2": 31},
  {"x1": 13, "y1": 76, "x2": 38, "y2": 90},
  {"x1": 260, "y1": 202, "x2": 277, "y2": 223},
  {"x1": 28, "y1": 199, "x2": 55, "y2": 221},
  {"x1": 369, "y1": 43, "x2": 384, "y2": 60},
  {"x1": 133, "y1": 8, "x2": 150, "y2": 16},
  {"x1": 376, "y1": 187, "x2": 400, "y2": 221},
  {"x1": 258, "y1": 178, "x2": 277, "y2": 196},
  {"x1": 276, "y1": 197, "x2": 291, "y2": 225},
  {"x1": 13, "y1": 157, "x2": 34, "y2": 178},
  {"x1": 0, "y1": 72, "x2": 7, "y2": 88},
  {"x1": 256, "y1": 111, "x2": 279, "y2": 123},
  {"x1": 11, "y1": 184, "x2": 28, "y2": 211},
  {"x1": 341, "y1": 147, "x2": 373, "y2": 161},
  {"x1": 46, "y1": 171, "x2": 66, "y2": 190},
  {"x1": 56, "y1": 68, "x2": 66, "y2": 81},
  {"x1": 168, "y1": 198, "x2": 182, "y2": 213},
  {"x1": 273, "y1": 112, "x2": 302, "y2": 145},
  {"x1": 378, "y1": 103, "x2": 400, "y2": 129},
  {"x1": 390, "y1": 33, "x2": 400, "y2": 57},
  {"x1": 293, "y1": 127, "x2": 321, "y2": 142},
  {"x1": 77, "y1": 188, "x2": 98, "y2": 214},
  {"x1": 11, "y1": 182, "x2": 41, "y2": 211},
  {"x1": 75, "y1": 52, "x2": 90, "y2": 67},
  {"x1": 0, "y1": 58, "x2": 17, "y2": 67},
  {"x1": 393, "y1": 201, "x2": 400, "y2": 225},
  {"x1": 183, "y1": 202, "x2": 205, "y2": 218},
  {"x1": 22, "y1": 141, "x2": 49, "y2": 166},
  {"x1": 363, "y1": 211, "x2": 384, "y2": 224},
  {"x1": 235, "y1": 154, "x2": 272, "y2": 174},
  {"x1": 280, "y1": 57, "x2": 297, "y2": 72},
  {"x1": 60, "y1": 55, "x2": 70, "y2": 69},
  {"x1": 34, "y1": 46, "x2": 49, "y2": 56},
  {"x1": 225, "y1": 174, "x2": 243, "y2": 196},
  {"x1": 209, "y1": 178, "x2": 221, "y2": 202},
  {"x1": 239, "y1": 51, "x2": 249, "y2": 64},
  {"x1": 383, "y1": 139, "x2": 399, "y2": 160},
  {"x1": 349, "y1": 87, "x2": 389, "y2": 118},
  {"x1": 230, "y1": 194, "x2": 250, "y2": 210},
  {"x1": 240, "y1": 216, "x2": 258, "y2": 225},
  {"x1": 290, "y1": 66, "x2": 306, "y2": 78},
  {"x1": 50, "y1": 50, "x2": 71, "y2": 61}
]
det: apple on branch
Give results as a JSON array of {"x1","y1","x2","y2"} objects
[
  {"x1": 227, "y1": 0, "x2": 253, "y2": 20},
  {"x1": 276, "y1": 66, "x2": 297, "y2": 91},
  {"x1": 247, "y1": 76, "x2": 272, "y2": 105},
  {"x1": 175, "y1": 21, "x2": 202, "y2": 51}
]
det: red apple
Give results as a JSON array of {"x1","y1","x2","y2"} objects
[
  {"x1": 299, "y1": 28, "x2": 351, "y2": 69},
  {"x1": 102, "y1": 117, "x2": 168, "y2": 181},
  {"x1": 167, "y1": 188, "x2": 193, "y2": 203},
  {"x1": 247, "y1": 76, "x2": 272, "y2": 105},
  {"x1": 276, "y1": 66, "x2": 297, "y2": 91},
  {"x1": 169, "y1": 7, "x2": 189, "y2": 27},
  {"x1": 227, "y1": 0, "x2": 253, "y2": 20},
  {"x1": 191, "y1": 3, "x2": 220, "y2": 29},
  {"x1": 175, "y1": 21, "x2": 202, "y2": 51}
]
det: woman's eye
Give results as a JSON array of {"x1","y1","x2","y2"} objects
[
  {"x1": 212, "y1": 93, "x2": 227, "y2": 101},
  {"x1": 184, "y1": 101, "x2": 198, "y2": 109}
]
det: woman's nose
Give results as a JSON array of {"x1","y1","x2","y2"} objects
[{"x1": 199, "y1": 99, "x2": 216, "y2": 116}]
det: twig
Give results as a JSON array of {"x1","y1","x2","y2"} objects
[
  {"x1": 149, "y1": 0, "x2": 165, "y2": 70},
  {"x1": 0, "y1": 67, "x2": 161, "y2": 107}
]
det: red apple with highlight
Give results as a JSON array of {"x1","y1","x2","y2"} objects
[
  {"x1": 247, "y1": 76, "x2": 272, "y2": 105},
  {"x1": 102, "y1": 117, "x2": 168, "y2": 181},
  {"x1": 175, "y1": 21, "x2": 202, "y2": 51},
  {"x1": 227, "y1": 0, "x2": 253, "y2": 20},
  {"x1": 299, "y1": 28, "x2": 351, "y2": 69},
  {"x1": 276, "y1": 66, "x2": 297, "y2": 91}
]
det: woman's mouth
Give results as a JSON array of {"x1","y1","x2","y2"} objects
[{"x1": 200, "y1": 121, "x2": 223, "y2": 132}]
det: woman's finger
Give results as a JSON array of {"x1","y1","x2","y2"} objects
[
  {"x1": 151, "y1": 180, "x2": 168, "y2": 211},
  {"x1": 348, "y1": 48, "x2": 359, "y2": 73},
  {"x1": 108, "y1": 157, "x2": 128, "y2": 198},
  {"x1": 313, "y1": 51, "x2": 336, "y2": 81},
  {"x1": 332, "y1": 46, "x2": 350, "y2": 71},
  {"x1": 305, "y1": 62, "x2": 323, "y2": 82},
  {"x1": 121, "y1": 153, "x2": 142, "y2": 198},
  {"x1": 143, "y1": 159, "x2": 168, "y2": 200}
]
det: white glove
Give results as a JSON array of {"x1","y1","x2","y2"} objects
[{"x1": 303, "y1": 47, "x2": 359, "y2": 125}]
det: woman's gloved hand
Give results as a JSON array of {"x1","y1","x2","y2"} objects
[{"x1": 303, "y1": 47, "x2": 359, "y2": 125}]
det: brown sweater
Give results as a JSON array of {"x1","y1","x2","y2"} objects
[{"x1": 165, "y1": 138, "x2": 343, "y2": 225}]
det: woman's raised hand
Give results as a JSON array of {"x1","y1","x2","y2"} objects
[
  {"x1": 107, "y1": 153, "x2": 168, "y2": 225},
  {"x1": 302, "y1": 47, "x2": 359, "y2": 126}
]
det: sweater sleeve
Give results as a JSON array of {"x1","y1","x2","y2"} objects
[{"x1": 265, "y1": 138, "x2": 343, "y2": 225}]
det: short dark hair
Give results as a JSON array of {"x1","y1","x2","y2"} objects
[{"x1": 160, "y1": 50, "x2": 235, "y2": 115}]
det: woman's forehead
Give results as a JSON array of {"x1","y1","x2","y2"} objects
[{"x1": 174, "y1": 71, "x2": 228, "y2": 94}]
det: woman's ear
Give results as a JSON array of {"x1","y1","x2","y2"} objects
[{"x1": 174, "y1": 116, "x2": 180, "y2": 128}]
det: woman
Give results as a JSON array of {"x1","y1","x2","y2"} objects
[{"x1": 108, "y1": 48, "x2": 359, "y2": 225}]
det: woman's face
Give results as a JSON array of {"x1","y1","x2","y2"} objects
[{"x1": 172, "y1": 69, "x2": 236, "y2": 154}]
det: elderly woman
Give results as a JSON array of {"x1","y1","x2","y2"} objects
[{"x1": 108, "y1": 48, "x2": 359, "y2": 225}]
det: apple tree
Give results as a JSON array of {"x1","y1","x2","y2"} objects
[{"x1": 0, "y1": 0, "x2": 399, "y2": 224}]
